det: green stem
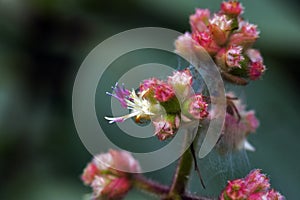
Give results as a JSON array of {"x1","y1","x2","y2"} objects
[
  {"x1": 169, "y1": 148, "x2": 193, "y2": 196},
  {"x1": 133, "y1": 127, "x2": 211, "y2": 200},
  {"x1": 167, "y1": 128, "x2": 200, "y2": 199}
]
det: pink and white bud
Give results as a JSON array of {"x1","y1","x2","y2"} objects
[
  {"x1": 192, "y1": 30, "x2": 221, "y2": 55},
  {"x1": 266, "y1": 189, "x2": 286, "y2": 200},
  {"x1": 108, "y1": 150, "x2": 141, "y2": 173},
  {"x1": 220, "y1": 1, "x2": 244, "y2": 16},
  {"x1": 82, "y1": 150, "x2": 141, "y2": 199},
  {"x1": 154, "y1": 82, "x2": 175, "y2": 102},
  {"x1": 248, "y1": 61, "x2": 266, "y2": 80},
  {"x1": 139, "y1": 78, "x2": 160, "y2": 93},
  {"x1": 82, "y1": 162, "x2": 99, "y2": 185},
  {"x1": 209, "y1": 14, "x2": 233, "y2": 45},
  {"x1": 190, "y1": 9, "x2": 210, "y2": 33},
  {"x1": 240, "y1": 22, "x2": 260, "y2": 38},
  {"x1": 246, "y1": 49, "x2": 266, "y2": 80},
  {"x1": 168, "y1": 69, "x2": 193, "y2": 99},
  {"x1": 175, "y1": 33, "x2": 197, "y2": 59},
  {"x1": 82, "y1": 150, "x2": 141, "y2": 182},
  {"x1": 93, "y1": 152, "x2": 113, "y2": 171},
  {"x1": 91, "y1": 176, "x2": 110, "y2": 199},
  {"x1": 140, "y1": 78, "x2": 175, "y2": 102},
  {"x1": 226, "y1": 46, "x2": 244, "y2": 68},
  {"x1": 210, "y1": 14, "x2": 232, "y2": 32},
  {"x1": 168, "y1": 70, "x2": 193, "y2": 87},
  {"x1": 100, "y1": 177, "x2": 132, "y2": 200},
  {"x1": 245, "y1": 169, "x2": 270, "y2": 194},
  {"x1": 91, "y1": 176, "x2": 131, "y2": 200},
  {"x1": 220, "y1": 169, "x2": 285, "y2": 200},
  {"x1": 220, "y1": 179, "x2": 248, "y2": 200},
  {"x1": 229, "y1": 21, "x2": 260, "y2": 47},
  {"x1": 182, "y1": 94, "x2": 209, "y2": 120},
  {"x1": 153, "y1": 115, "x2": 180, "y2": 140}
]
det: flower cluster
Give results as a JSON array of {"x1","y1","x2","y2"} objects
[
  {"x1": 220, "y1": 169, "x2": 285, "y2": 200},
  {"x1": 81, "y1": 150, "x2": 141, "y2": 200},
  {"x1": 105, "y1": 70, "x2": 209, "y2": 140},
  {"x1": 175, "y1": 1, "x2": 266, "y2": 84},
  {"x1": 216, "y1": 92, "x2": 259, "y2": 154}
]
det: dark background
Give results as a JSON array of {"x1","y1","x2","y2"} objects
[{"x1": 0, "y1": 0, "x2": 300, "y2": 199}]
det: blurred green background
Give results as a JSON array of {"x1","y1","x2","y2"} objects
[{"x1": 1, "y1": 0, "x2": 300, "y2": 199}]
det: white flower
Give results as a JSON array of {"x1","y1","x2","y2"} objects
[{"x1": 105, "y1": 89, "x2": 155, "y2": 123}]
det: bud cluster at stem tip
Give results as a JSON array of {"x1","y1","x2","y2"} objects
[
  {"x1": 175, "y1": 0, "x2": 266, "y2": 84},
  {"x1": 81, "y1": 150, "x2": 141, "y2": 200},
  {"x1": 220, "y1": 169, "x2": 285, "y2": 200}
]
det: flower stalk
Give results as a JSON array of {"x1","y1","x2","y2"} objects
[{"x1": 133, "y1": 174, "x2": 212, "y2": 200}]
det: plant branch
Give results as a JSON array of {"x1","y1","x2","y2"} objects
[
  {"x1": 133, "y1": 174, "x2": 169, "y2": 196},
  {"x1": 133, "y1": 174, "x2": 213, "y2": 200}
]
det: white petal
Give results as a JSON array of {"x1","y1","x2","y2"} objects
[{"x1": 244, "y1": 140, "x2": 256, "y2": 151}]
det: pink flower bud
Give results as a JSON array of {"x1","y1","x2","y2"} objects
[
  {"x1": 153, "y1": 115, "x2": 180, "y2": 140},
  {"x1": 266, "y1": 189, "x2": 286, "y2": 200},
  {"x1": 81, "y1": 162, "x2": 99, "y2": 185},
  {"x1": 91, "y1": 176, "x2": 131, "y2": 200},
  {"x1": 182, "y1": 94, "x2": 209, "y2": 120},
  {"x1": 248, "y1": 61, "x2": 266, "y2": 80},
  {"x1": 108, "y1": 150, "x2": 141, "y2": 173},
  {"x1": 168, "y1": 69, "x2": 193, "y2": 99},
  {"x1": 139, "y1": 78, "x2": 159, "y2": 93},
  {"x1": 168, "y1": 70, "x2": 193, "y2": 86},
  {"x1": 189, "y1": 94, "x2": 209, "y2": 120},
  {"x1": 229, "y1": 21, "x2": 259, "y2": 47},
  {"x1": 192, "y1": 30, "x2": 221, "y2": 55},
  {"x1": 154, "y1": 82, "x2": 175, "y2": 102},
  {"x1": 220, "y1": 169, "x2": 285, "y2": 200},
  {"x1": 93, "y1": 152, "x2": 113, "y2": 171},
  {"x1": 82, "y1": 150, "x2": 141, "y2": 199},
  {"x1": 221, "y1": 179, "x2": 248, "y2": 200},
  {"x1": 101, "y1": 177, "x2": 132, "y2": 200},
  {"x1": 220, "y1": 1, "x2": 244, "y2": 16},
  {"x1": 190, "y1": 9, "x2": 210, "y2": 33},
  {"x1": 88, "y1": 150, "x2": 141, "y2": 180},
  {"x1": 91, "y1": 176, "x2": 110, "y2": 199},
  {"x1": 245, "y1": 169, "x2": 270, "y2": 193},
  {"x1": 210, "y1": 14, "x2": 233, "y2": 32},
  {"x1": 174, "y1": 33, "x2": 196, "y2": 58},
  {"x1": 209, "y1": 14, "x2": 232, "y2": 45},
  {"x1": 225, "y1": 46, "x2": 244, "y2": 68},
  {"x1": 140, "y1": 78, "x2": 175, "y2": 102},
  {"x1": 240, "y1": 22, "x2": 260, "y2": 38},
  {"x1": 246, "y1": 49, "x2": 266, "y2": 80}
]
